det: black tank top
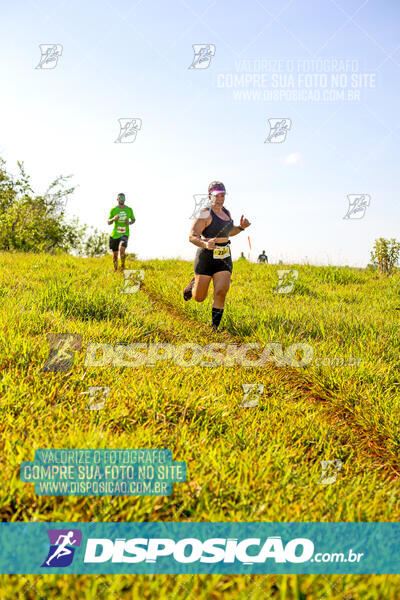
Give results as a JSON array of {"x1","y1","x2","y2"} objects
[{"x1": 202, "y1": 207, "x2": 233, "y2": 240}]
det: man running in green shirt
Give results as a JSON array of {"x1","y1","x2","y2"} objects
[{"x1": 108, "y1": 193, "x2": 135, "y2": 271}]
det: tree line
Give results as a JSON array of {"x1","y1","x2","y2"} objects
[{"x1": 0, "y1": 158, "x2": 107, "y2": 256}]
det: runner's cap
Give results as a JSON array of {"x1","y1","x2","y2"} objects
[{"x1": 208, "y1": 182, "x2": 226, "y2": 195}]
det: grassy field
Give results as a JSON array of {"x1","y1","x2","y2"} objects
[{"x1": 1, "y1": 251, "x2": 400, "y2": 599}]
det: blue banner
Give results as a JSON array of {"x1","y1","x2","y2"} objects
[{"x1": 0, "y1": 522, "x2": 398, "y2": 574}]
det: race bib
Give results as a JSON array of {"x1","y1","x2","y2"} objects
[
  {"x1": 117, "y1": 226, "x2": 126, "y2": 233},
  {"x1": 213, "y1": 246, "x2": 230, "y2": 260}
]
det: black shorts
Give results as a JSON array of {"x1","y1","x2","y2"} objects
[
  {"x1": 194, "y1": 245, "x2": 233, "y2": 276},
  {"x1": 109, "y1": 235, "x2": 128, "y2": 251}
]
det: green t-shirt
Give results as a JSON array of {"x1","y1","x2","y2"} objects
[{"x1": 109, "y1": 205, "x2": 135, "y2": 239}]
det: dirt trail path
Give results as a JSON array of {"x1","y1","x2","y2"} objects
[{"x1": 141, "y1": 281, "x2": 400, "y2": 481}]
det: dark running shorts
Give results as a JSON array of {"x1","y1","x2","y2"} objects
[
  {"x1": 194, "y1": 245, "x2": 233, "y2": 276},
  {"x1": 109, "y1": 235, "x2": 128, "y2": 251}
]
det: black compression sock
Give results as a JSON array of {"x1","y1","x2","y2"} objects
[{"x1": 212, "y1": 307, "x2": 224, "y2": 329}]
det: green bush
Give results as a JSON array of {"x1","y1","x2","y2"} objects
[
  {"x1": 370, "y1": 238, "x2": 400, "y2": 276},
  {"x1": 0, "y1": 157, "x2": 107, "y2": 255}
]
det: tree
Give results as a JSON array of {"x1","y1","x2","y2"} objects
[
  {"x1": 0, "y1": 158, "x2": 107, "y2": 255},
  {"x1": 370, "y1": 238, "x2": 400, "y2": 276},
  {"x1": 81, "y1": 228, "x2": 108, "y2": 257}
]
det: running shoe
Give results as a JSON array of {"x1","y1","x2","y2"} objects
[{"x1": 183, "y1": 276, "x2": 195, "y2": 301}]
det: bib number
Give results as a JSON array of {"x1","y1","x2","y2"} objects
[
  {"x1": 213, "y1": 246, "x2": 230, "y2": 260},
  {"x1": 117, "y1": 226, "x2": 126, "y2": 233}
]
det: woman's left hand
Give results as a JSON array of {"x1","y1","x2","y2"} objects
[{"x1": 240, "y1": 215, "x2": 251, "y2": 229}]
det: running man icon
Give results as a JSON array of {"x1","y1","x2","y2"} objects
[
  {"x1": 46, "y1": 531, "x2": 76, "y2": 565},
  {"x1": 42, "y1": 529, "x2": 82, "y2": 567}
]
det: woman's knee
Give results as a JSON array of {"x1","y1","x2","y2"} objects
[
  {"x1": 193, "y1": 290, "x2": 206, "y2": 302},
  {"x1": 214, "y1": 287, "x2": 228, "y2": 301}
]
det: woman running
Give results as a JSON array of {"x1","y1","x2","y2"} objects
[{"x1": 183, "y1": 181, "x2": 251, "y2": 330}]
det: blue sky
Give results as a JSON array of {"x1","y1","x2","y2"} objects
[{"x1": 1, "y1": 0, "x2": 399, "y2": 265}]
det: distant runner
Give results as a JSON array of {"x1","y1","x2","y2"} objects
[
  {"x1": 257, "y1": 250, "x2": 268, "y2": 264},
  {"x1": 238, "y1": 252, "x2": 247, "y2": 261},
  {"x1": 183, "y1": 181, "x2": 251, "y2": 330},
  {"x1": 108, "y1": 193, "x2": 135, "y2": 271}
]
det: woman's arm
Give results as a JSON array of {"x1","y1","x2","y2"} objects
[
  {"x1": 189, "y1": 215, "x2": 217, "y2": 249},
  {"x1": 229, "y1": 215, "x2": 251, "y2": 237},
  {"x1": 229, "y1": 225, "x2": 243, "y2": 237}
]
